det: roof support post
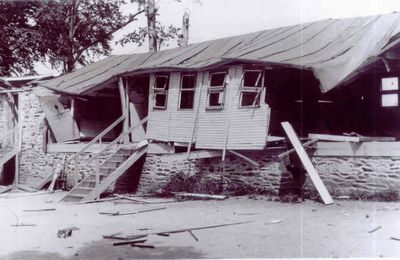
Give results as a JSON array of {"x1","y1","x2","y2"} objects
[{"x1": 118, "y1": 77, "x2": 129, "y2": 144}]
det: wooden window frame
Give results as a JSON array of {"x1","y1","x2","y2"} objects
[
  {"x1": 239, "y1": 69, "x2": 263, "y2": 108},
  {"x1": 178, "y1": 73, "x2": 196, "y2": 110},
  {"x1": 206, "y1": 71, "x2": 227, "y2": 110},
  {"x1": 153, "y1": 74, "x2": 169, "y2": 110},
  {"x1": 381, "y1": 77, "x2": 399, "y2": 108}
]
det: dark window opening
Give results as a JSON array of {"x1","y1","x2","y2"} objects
[
  {"x1": 153, "y1": 74, "x2": 169, "y2": 109},
  {"x1": 179, "y1": 74, "x2": 196, "y2": 109},
  {"x1": 240, "y1": 69, "x2": 262, "y2": 107},
  {"x1": 207, "y1": 72, "x2": 226, "y2": 110}
]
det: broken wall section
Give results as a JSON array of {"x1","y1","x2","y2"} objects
[{"x1": 18, "y1": 90, "x2": 122, "y2": 190}]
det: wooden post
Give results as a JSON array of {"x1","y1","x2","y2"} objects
[
  {"x1": 118, "y1": 77, "x2": 129, "y2": 144},
  {"x1": 95, "y1": 159, "x2": 100, "y2": 187},
  {"x1": 186, "y1": 73, "x2": 204, "y2": 159}
]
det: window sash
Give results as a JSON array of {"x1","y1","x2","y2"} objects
[
  {"x1": 180, "y1": 74, "x2": 196, "y2": 90},
  {"x1": 153, "y1": 92, "x2": 167, "y2": 109},
  {"x1": 241, "y1": 69, "x2": 262, "y2": 89},
  {"x1": 239, "y1": 69, "x2": 263, "y2": 107},
  {"x1": 206, "y1": 72, "x2": 227, "y2": 109},
  {"x1": 209, "y1": 72, "x2": 227, "y2": 88},
  {"x1": 154, "y1": 75, "x2": 169, "y2": 90}
]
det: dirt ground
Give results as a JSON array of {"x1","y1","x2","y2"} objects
[{"x1": 0, "y1": 191, "x2": 400, "y2": 259}]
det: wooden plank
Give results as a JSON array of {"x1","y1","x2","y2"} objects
[
  {"x1": 38, "y1": 95, "x2": 79, "y2": 143},
  {"x1": 46, "y1": 143, "x2": 109, "y2": 153},
  {"x1": 308, "y1": 133, "x2": 360, "y2": 142},
  {"x1": 227, "y1": 150, "x2": 259, "y2": 167},
  {"x1": 118, "y1": 77, "x2": 129, "y2": 144},
  {"x1": 147, "y1": 142, "x2": 174, "y2": 154},
  {"x1": 129, "y1": 102, "x2": 146, "y2": 142},
  {"x1": 277, "y1": 139, "x2": 318, "y2": 159},
  {"x1": 281, "y1": 122, "x2": 333, "y2": 205},
  {"x1": 174, "y1": 192, "x2": 227, "y2": 200},
  {"x1": 312, "y1": 141, "x2": 400, "y2": 157},
  {"x1": 162, "y1": 150, "x2": 222, "y2": 161}
]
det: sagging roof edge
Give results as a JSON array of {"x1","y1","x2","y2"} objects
[{"x1": 39, "y1": 58, "x2": 315, "y2": 97}]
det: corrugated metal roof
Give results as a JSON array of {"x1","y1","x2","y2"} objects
[{"x1": 40, "y1": 12, "x2": 400, "y2": 95}]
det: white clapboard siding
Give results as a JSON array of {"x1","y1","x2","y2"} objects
[
  {"x1": 146, "y1": 66, "x2": 269, "y2": 150},
  {"x1": 146, "y1": 73, "x2": 171, "y2": 141},
  {"x1": 196, "y1": 66, "x2": 269, "y2": 150}
]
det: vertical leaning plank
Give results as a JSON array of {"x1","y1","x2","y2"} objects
[
  {"x1": 118, "y1": 77, "x2": 129, "y2": 144},
  {"x1": 281, "y1": 122, "x2": 333, "y2": 205}
]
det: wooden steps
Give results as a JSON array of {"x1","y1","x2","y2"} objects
[{"x1": 61, "y1": 146, "x2": 147, "y2": 202}]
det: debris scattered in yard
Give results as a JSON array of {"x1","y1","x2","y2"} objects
[
  {"x1": 11, "y1": 223, "x2": 36, "y2": 227},
  {"x1": 335, "y1": 195, "x2": 350, "y2": 200},
  {"x1": 57, "y1": 226, "x2": 79, "y2": 239},
  {"x1": 99, "y1": 207, "x2": 167, "y2": 216},
  {"x1": 265, "y1": 220, "x2": 282, "y2": 225},
  {"x1": 104, "y1": 221, "x2": 254, "y2": 246},
  {"x1": 23, "y1": 208, "x2": 56, "y2": 212},
  {"x1": 174, "y1": 192, "x2": 227, "y2": 201},
  {"x1": 368, "y1": 226, "x2": 382, "y2": 234}
]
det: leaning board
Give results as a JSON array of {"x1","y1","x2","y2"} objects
[{"x1": 281, "y1": 122, "x2": 333, "y2": 205}]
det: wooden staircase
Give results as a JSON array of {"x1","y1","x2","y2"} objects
[
  {"x1": 58, "y1": 115, "x2": 148, "y2": 202},
  {"x1": 62, "y1": 146, "x2": 147, "y2": 202}
]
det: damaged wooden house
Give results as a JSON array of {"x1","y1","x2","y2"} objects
[{"x1": 13, "y1": 12, "x2": 400, "y2": 202}]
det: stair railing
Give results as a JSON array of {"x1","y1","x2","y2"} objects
[
  {"x1": 66, "y1": 113, "x2": 126, "y2": 186},
  {"x1": 88, "y1": 116, "x2": 148, "y2": 188},
  {"x1": 0, "y1": 124, "x2": 19, "y2": 150}
]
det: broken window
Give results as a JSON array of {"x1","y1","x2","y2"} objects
[
  {"x1": 179, "y1": 74, "x2": 196, "y2": 109},
  {"x1": 381, "y1": 77, "x2": 399, "y2": 107},
  {"x1": 153, "y1": 74, "x2": 169, "y2": 109},
  {"x1": 206, "y1": 71, "x2": 227, "y2": 110},
  {"x1": 240, "y1": 69, "x2": 262, "y2": 107}
]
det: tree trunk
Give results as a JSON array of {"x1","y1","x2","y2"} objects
[{"x1": 147, "y1": 0, "x2": 157, "y2": 52}]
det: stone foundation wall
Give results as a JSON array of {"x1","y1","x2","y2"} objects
[
  {"x1": 139, "y1": 152, "x2": 295, "y2": 195},
  {"x1": 311, "y1": 157, "x2": 400, "y2": 197},
  {"x1": 139, "y1": 151, "x2": 400, "y2": 198}
]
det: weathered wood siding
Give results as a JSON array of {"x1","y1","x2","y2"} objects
[
  {"x1": 195, "y1": 66, "x2": 269, "y2": 150},
  {"x1": 146, "y1": 66, "x2": 269, "y2": 150}
]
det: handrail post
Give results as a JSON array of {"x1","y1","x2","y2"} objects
[{"x1": 95, "y1": 158, "x2": 100, "y2": 199}]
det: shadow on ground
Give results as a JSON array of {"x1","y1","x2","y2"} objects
[{"x1": 2, "y1": 239, "x2": 204, "y2": 260}]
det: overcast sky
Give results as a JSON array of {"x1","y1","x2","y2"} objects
[{"x1": 36, "y1": 0, "x2": 400, "y2": 74}]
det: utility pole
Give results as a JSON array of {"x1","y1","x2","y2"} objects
[
  {"x1": 182, "y1": 10, "x2": 190, "y2": 47},
  {"x1": 147, "y1": 0, "x2": 157, "y2": 52}
]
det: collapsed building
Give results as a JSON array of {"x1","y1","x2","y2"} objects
[{"x1": 4, "y1": 12, "x2": 400, "y2": 202}]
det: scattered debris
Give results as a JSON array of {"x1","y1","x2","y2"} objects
[
  {"x1": 173, "y1": 192, "x2": 227, "y2": 201},
  {"x1": 57, "y1": 226, "x2": 79, "y2": 238},
  {"x1": 265, "y1": 220, "x2": 282, "y2": 225},
  {"x1": 106, "y1": 221, "x2": 254, "y2": 243},
  {"x1": 368, "y1": 226, "x2": 382, "y2": 234},
  {"x1": 113, "y1": 239, "x2": 147, "y2": 246},
  {"x1": 188, "y1": 230, "x2": 199, "y2": 241},
  {"x1": 99, "y1": 207, "x2": 167, "y2": 216},
  {"x1": 11, "y1": 223, "x2": 36, "y2": 227},
  {"x1": 17, "y1": 184, "x2": 39, "y2": 193},
  {"x1": 156, "y1": 233, "x2": 170, "y2": 237},
  {"x1": 131, "y1": 244, "x2": 155, "y2": 249},
  {"x1": 0, "y1": 185, "x2": 15, "y2": 194},
  {"x1": 335, "y1": 195, "x2": 350, "y2": 200},
  {"x1": 23, "y1": 208, "x2": 56, "y2": 212}
]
